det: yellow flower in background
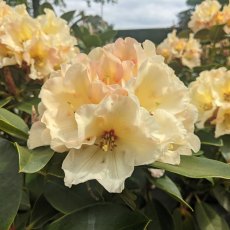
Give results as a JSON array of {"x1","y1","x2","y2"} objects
[
  {"x1": 181, "y1": 34, "x2": 202, "y2": 69},
  {"x1": 0, "y1": 1, "x2": 78, "y2": 80},
  {"x1": 215, "y1": 106, "x2": 230, "y2": 137},
  {"x1": 188, "y1": 0, "x2": 221, "y2": 32},
  {"x1": 156, "y1": 30, "x2": 201, "y2": 69},
  {"x1": 189, "y1": 68, "x2": 230, "y2": 137},
  {"x1": 222, "y1": 3, "x2": 230, "y2": 34}
]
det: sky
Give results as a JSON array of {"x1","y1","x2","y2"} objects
[{"x1": 57, "y1": 0, "x2": 188, "y2": 29}]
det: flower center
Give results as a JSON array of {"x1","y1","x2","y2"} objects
[
  {"x1": 99, "y1": 129, "x2": 117, "y2": 152},
  {"x1": 202, "y1": 102, "x2": 212, "y2": 111},
  {"x1": 224, "y1": 92, "x2": 230, "y2": 102}
]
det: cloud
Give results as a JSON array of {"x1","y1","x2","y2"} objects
[{"x1": 57, "y1": 0, "x2": 188, "y2": 29}]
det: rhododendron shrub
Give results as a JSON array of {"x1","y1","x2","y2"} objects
[{"x1": 0, "y1": 1, "x2": 230, "y2": 230}]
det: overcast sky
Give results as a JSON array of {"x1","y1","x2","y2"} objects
[{"x1": 58, "y1": 0, "x2": 188, "y2": 29}]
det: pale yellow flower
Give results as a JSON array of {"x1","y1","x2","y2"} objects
[
  {"x1": 0, "y1": 2, "x2": 78, "y2": 79},
  {"x1": 157, "y1": 30, "x2": 201, "y2": 69},
  {"x1": 105, "y1": 37, "x2": 156, "y2": 75},
  {"x1": 189, "y1": 71, "x2": 217, "y2": 128},
  {"x1": 188, "y1": 0, "x2": 221, "y2": 32},
  {"x1": 129, "y1": 57, "x2": 200, "y2": 164},
  {"x1": 28, "y1": 63, "x2": 127, "y2": 152},
  {"x1": 222, "y1": 4, "x2": 230, "y2": 34},
  {"x1": 62, "y1": 94, "x2": 161, "y2": 193},
  {"x1": 181, "y1": 34, "x2": 202, "y2": 69},
  {"x1": 215, "y1": 106, "x2": 230, "y2": 137}
]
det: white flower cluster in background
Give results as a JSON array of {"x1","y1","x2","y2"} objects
[
  {"x1": 156, "y1": 30, "x2": 202, "y2": 69},
  {"x1": 0, "y1": 1, "x2": 77, "y2": 80},
  {"x1": 189, "y1": 68, "x2": 230, "y2": 137},
  {"x1": 189, "y1": 0, "x2": 230, "y2": 34},
  {"x1": 28, "y1": 37, "x2": 200, "y2": 193}
]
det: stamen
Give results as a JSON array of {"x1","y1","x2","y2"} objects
[{"x1": 99, "y1": 129, "x2": 117, "y2": 152}]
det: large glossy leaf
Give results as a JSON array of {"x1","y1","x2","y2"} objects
[
  {"x1": 152, "y1": 156, "x2": 230, "y2": 179},
  {"x1": 44, "y1": 177, "x2": 98, "y2": 214},
  {"x1": 45, "y1": 203, "x2": 150, "y2": 230},
  {"x1": 0, "y1": 97, "x2": 13, "y2": 108},
  {"x1": 27, "y1": 195, "x2": 57, "y2": 229},
  {"x1": 16, "y1": 97, "x2": 40, "y2": 114},
  {"x1": 154, "y1": 176, "x2": 192, "y2": 210},
  {"x1": 173, "y1": 208, "x2": 198, "y2": 230},
  {"x1": 144, "y1": 199, "x2": 174, "y2": 230},
  {"x1": 220, "y1": 136, "x2": 230, "y2": 163},
  {"x1": 213, "y1": 186, "x2": 230, "y2": 212},
  {"x1": 16, "y1": 144, "x2": 54, "y2": 173},
  {"x1": 195, "y1": 201, "x2": 229, "y2": 230},
  {"x1": 0, "y1": 138, "x2": 23, "y2": 230},
  {"x1": 0, "y1": 108, "x2": 28, "y2": 140},
  {"x1": 197, "y1": 129, "x2": 223, "y2": 146}
]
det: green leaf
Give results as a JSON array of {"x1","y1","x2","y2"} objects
[
  {"x1": 45, "y1": 203, "x2": 150, "y2": 230},
  {"x1": 38, "y1": 2, "x2": 55, "y2": 15},
  {"x1": 19, "y1": 189, "x2": 30, "y2": 211},
  {"x1": 0, "y1": 97, "x2": 13, "y2": 108},
  {"x1": 213, "y1": 185, "x2": 230, "y2": 212},
  {"x1": 61, "y1": 10, "x2": 75, "y2": 23},
  {"x1": 173, "y1": 208, "x2": 198, "y2": 230},
  {"x1": 0, "y1": 138, "x2": 23, "y2": 230},
  {"x1": 42, "y1": 153, "x2": 66, "y2": 178},
  {"x1": 0, "y1": 108, "x2": 28, "y2": 140},
  {"x1": 154, "y1": 176, "x2": 192, "y2": 210},
  {"x1": 16, "y1": 97, "x2": 40, "y2": 114},
  {"x1": 197, "y1": 129, "x2": 223, "y2": 146},
  {"x1": 194, "y1": 28, "x2": 210, "y2": 40},
  {"x1": 195, "y1": 201, "x2": 229, "y2": 230},
  {"x1": 27, "y1": 195, "x2": 57, "y2": 229},
  {"x1": 209, "y1": 25, "x2": 226, "y2": 42},
  {"x1": 152, "y1": 155, "x2": 230, "y2": 179},
  {"x1": 16, "y1": 144, "x2": 54, "y2": 173},
  {"x1": 144, "y1": 200, "x2": 174, "y2": 230},
  {"x1": 44, "y1": 177, "x2": 97, "y2": 214},
  {"x1": 220, "y1": 135, "x2": 230, "y2": 163}
]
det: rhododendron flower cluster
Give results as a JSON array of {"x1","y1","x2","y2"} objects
[
  {"x1": 28, "y1": 37, "x2": 200, "y2": 193},
  {"x1": 0, "y1": 1, "x2": 77, "y2": 80},
  {"x1": 188, "y1": 0, "x2": 230, "y2": 34},
  {"x1": 156, "y1": 30, "x2": 201, "y2": 69},
  {"x1": 189, "y1": 68, "x2": 230, "y2": 137}
]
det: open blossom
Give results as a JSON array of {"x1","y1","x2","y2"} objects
[
  {"x1": 188, "y1": 0, "x2": 230, "y2": 34},
  {"x1": 189, "y1": 68, "x2": 230, "y2": 137},
  {"x1": 156, "y1": 30, "x2": 201, "y2": 69},
  {"x1": 0, "y1": 1, "x2": 77, "y2": 80},
  {"x1": 63, "y1": 94, "x2": 161, "y2": 192},
  {"x1": 129, "y1": 57, "x2": 200, "y2": 164},
  {"x1": 188, "y1": 0, "x2": 221, "y2": 32},
  {"x1": 28, "y1": 38, "x2": 200, "y2": 193}
]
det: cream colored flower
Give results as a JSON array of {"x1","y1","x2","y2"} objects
[
  {"x1": 129, "y1": 57, "x2": 200, "y2": 164},
  {"x1": 189, "y1": 70, "x2": 217, "y2": 128},
  {"x1": 215, "y1": 106, "x2": 230, "y2": 137},
  {"x1": 189, "y1": 68, "x2": 230, "y2": 137},
  {"x1": 157, "y1": 30, "x2": 201, "y2": 69},
  {"x1": 62, "y1": 94, "x2": 161, "y2": 193},
  {"x1": 181, "y1": 34, "x2": 202, "y2": 69},
  {"x1": 28, "y1": 62, "x2": 127, "y2": 152},
  {"x1": 105, "y1": 37, "x2": 156, "y2": 75},
  {"x1": 0, "y1": 2, "x2": 78, "y2": 79},
  {"x1": 188, "y1": 0, "x2": 221, "y2": 32},
  {"x1": 131, "y1": 57, "x2": 189, "y2": 114},
  {"x1": 222, "y1": 4, "x2": 230, "y2": 34}
]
